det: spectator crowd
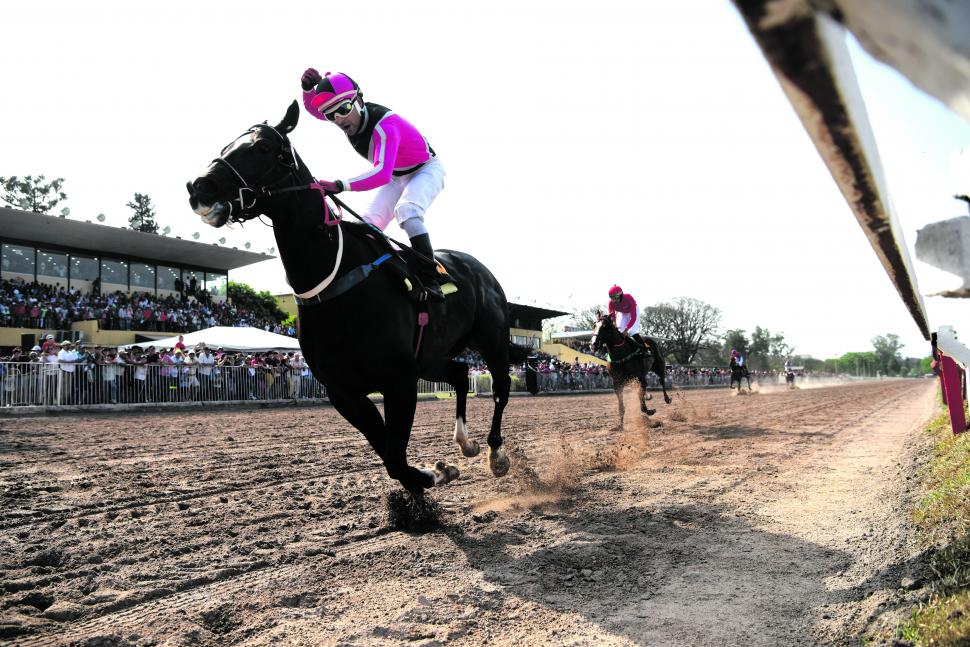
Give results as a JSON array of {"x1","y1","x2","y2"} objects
[
  {"x1": 0, "y1": 278, "x2": 296, "y2": 336},
  {"x1": 0, "y1": 337, "x2": 321, "y2": 407}
]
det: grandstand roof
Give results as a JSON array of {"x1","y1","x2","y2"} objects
[
  {"x1": 0, "y1": 207, "x2": 272, "y2": 271},
  {"x1": 508, "y1": 303, "x2": 569, "y2": 320}
]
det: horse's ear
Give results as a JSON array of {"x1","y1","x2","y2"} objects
[{"x1": 277, "y1": 100, "x2": 300, "y2": 134}]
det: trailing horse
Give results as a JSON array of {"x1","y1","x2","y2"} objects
[
  {"x1": 590, "y1": 314, "x2": 671, "y2": 429},
  {"x1": 730, "y1": 357, "x2": 752, "y2": 392},
  {"x1": 186, "y1": 101, "x2": 530, "y2": 495},
  {"x1": 785, "y1": 370, "x2": 796, "y2": 389}
]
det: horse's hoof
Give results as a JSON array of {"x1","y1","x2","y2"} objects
[
  {"x1": 419, "y1": 461, "x2": 460, "y2": 486},
  {"x1": 645, "y1": 408, "x2": 656, "y2": 416},
  {"x1": 664, "y1": 396, "x2": 672, "y2": 404},
  {"x1": 488, "y1": 447, "x2": 510, "y2": 477},
  {"x1": 645, "y1": 394, "x2": 653, "y2": 401},
  {"x1": 460, "y1": 439, "x2": 481, "y2": 458}
]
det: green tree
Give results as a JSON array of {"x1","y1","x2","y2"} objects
[
  {"x1": 642, "y1": 297, "x2": 722, "y2": 365},
  {"x1": 0, "y1": 175, "x2": 67, "y2": 214},
  {"x1": 838, "y1": 351, "x2": 879, "y2": 376},
  {"x1": 723, "y1": 329, "x2": 749, "y2": 363},
  {"x1": 919, "y1": 355, "x2": 934, "y2": 375},
  {"x1": 749, "y1": 326, "x2": 793, "y2": 370},
  {"x1": 871, "y1": 333, "x2": 904, "y2": 376},
  {"x1": 227, "y1": 281, "x2": 288, "y2": 323},
  {"x1": 126, "y1": 192, "x2": 159, "y2": 234}
]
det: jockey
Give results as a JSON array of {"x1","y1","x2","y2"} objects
[
  {"x1": 730, "y1": 348, "x2": 744, "y2": 366},
  {"x1": 607, "y1": 285, "x2": 648, "y2": 350},
  {"x1": 784, "y1": 357, "x2": 793, "y2": 372},
  {"x1": 301, "y1": 68, "x2": 447, "y2": 301}
]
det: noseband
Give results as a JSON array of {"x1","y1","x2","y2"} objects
[{"x1": 210, "y1": 124, "x2": 301, "y2": 222}]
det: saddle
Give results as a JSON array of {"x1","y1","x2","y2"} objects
[{"x1": 362, "y1": 228, "x2": 458, "y2": 303}]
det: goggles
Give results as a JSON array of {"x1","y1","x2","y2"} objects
[
  {"x1": 321, "y1": 100, "x2": 355, "y2": 121},
  {"x1": 609, "y1": 294, "x2": 622, "y2": 300}
]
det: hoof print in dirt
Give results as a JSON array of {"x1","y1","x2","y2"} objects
[
  {"x1": 471, "y1": 511, "x2": 498, "y2": 524},
  {"x1": 385, "y1": 489, "x2": 443, "y2": 533}
]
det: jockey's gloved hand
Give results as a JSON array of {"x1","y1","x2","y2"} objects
[
  {"x1": 318, "y1": 179, "x2": 344, "y2": 194},
  {"x1": 301, "y1": 68, "x2": 322, "y2": 92}
]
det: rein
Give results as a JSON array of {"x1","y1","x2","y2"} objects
[{"x1": 208, "y1": 125, "x2": 431, "y2": 308}]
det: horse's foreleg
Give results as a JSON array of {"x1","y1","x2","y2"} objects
[
  {"x1": 327, "y1": 388, "x2": 390, "y2": 464},
  {"x1": 381, "y1": 382, "x2": 445, "y2": 493},
  {"x1": 614, "y1": 386, "x2": 625, "y2": 430}
]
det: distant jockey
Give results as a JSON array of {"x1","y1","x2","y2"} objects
[
  {"x1": 300, "y1": 68, "x2": 447, "y2": 301},
  {"x1": 730, "y1": 348, "x2": 745, "y2": 366},
  {"x1": 608, "y1": 285, "x2": 649, "y2": 351},
  {"x1": 784, "y1": 357, "x2": 793, "y2": 372}
]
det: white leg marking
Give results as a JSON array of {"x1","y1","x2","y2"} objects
[{"x1": 453, "y1": 417, "x2": 480, "y2": 457}]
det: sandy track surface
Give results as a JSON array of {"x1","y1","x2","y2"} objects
[{"x1": 0, "y1": 379, "x2": 937, "y2": 646}]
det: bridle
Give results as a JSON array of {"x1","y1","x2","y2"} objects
[
  {"x1": 593, "y1": 318, "x2": 645, "y2": 365},
  {"x1": 209, "y1": 123, "x2": 305, "y2": 223}
]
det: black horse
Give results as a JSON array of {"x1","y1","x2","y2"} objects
[
  {"x1": 590, "y1": 314, "x2": 671, "y2": 429},
  {"x1": 730, "y1": 357, "x2": 752, "y2": 392},
  {"x1": 785, "y1": 369, "x2": 796, "y2": 389},
  {"x1": 187, "y1": 101, "x2": 529, "y2": 494}
]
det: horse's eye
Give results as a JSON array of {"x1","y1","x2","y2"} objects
[{"x1": 254, "y1": 140, "x2": 271, "y2": 154}]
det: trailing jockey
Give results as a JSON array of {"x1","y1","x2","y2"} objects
[
  {"x1": 301, "y1": 68, "x2": 447, "y2": 302},
  {"x1": 730, "y1": 348, "x2": 745, "y2": 367},
  {"x1": 607, "y1": 285, "x2": 649, "y2": 353}
]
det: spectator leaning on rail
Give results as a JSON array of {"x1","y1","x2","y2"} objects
[
  {"x1": 607, "y1": 285, "x2": 649, "y2": 352},
  {"x1": 300, "y1": 68, "x2": 448, "y2": 302}
]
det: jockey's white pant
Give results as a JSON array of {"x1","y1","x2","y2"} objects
[
  {"x1": 617, "y1": 312, "x2": 641, "y2": 336},
  {"x1": 363, "y1": 157, "x2": 445, "y2": 237}
]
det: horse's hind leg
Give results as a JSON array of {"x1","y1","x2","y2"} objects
[
  {"x1": 478, "y1": 348, "x2": 512, "y2": 477},
  {"x1": 639, "y1": 375, "x2": 656, "y2": 416},
  {"x1": 424, "y1": 360, "x2": 479, "y2": 458}
]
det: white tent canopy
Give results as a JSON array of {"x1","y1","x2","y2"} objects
[{"x1": 119, "y1": 326, "x2": 301, "y2": 353}]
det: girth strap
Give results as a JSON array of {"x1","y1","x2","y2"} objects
[{"x1": 295, "y1": 253, "x2": 393, "y2": 306}]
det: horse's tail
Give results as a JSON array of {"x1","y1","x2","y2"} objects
[{"x1": 509, "y1": 343, "x2": 532, "y2": 365}]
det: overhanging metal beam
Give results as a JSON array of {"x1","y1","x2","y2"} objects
[{"x1": 732, "y1": 1, "x2": 932, "y2": 340}]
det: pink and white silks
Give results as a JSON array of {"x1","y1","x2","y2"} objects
[
  {"x1": 608, "y1": 293, "x2": 641, "y2": 335},
  {"x1": 303, "y1": 85, "x2": 442, "y2": 231}
]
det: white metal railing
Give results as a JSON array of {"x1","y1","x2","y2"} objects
[{"x1": 0, "y1": 361, "x2": 857, "y2": 409}]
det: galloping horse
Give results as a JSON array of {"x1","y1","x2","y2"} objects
[
  {"x1": 785, "y1": 369, "x2": 796, "y2": 389},
  {"x1": 590, "y1": 314, "x2": 671, "y2": 428},
  {"x1": 187, "y1": 101, "x2": 528, "y2": 495},
  {"x1": 730, "y1": 357, "x2": 752, "y2": 392}
]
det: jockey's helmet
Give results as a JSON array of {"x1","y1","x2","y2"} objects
[
  {"x1": 308, "y1": 72, "x2": 361, "y2": 116},
  {"x1": 730, "y1": 348, "x2": 740, "y2": 357},
  {"x1": 608, "y1": 285, "x2": 623, "y2": 299}
]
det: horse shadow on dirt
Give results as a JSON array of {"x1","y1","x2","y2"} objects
[
  {"x1": 695, "y1": 424, "x2": 772, "y2": 440},
  {"x1": 444, "y1": 500, "x2": 859, "y2": 646}
]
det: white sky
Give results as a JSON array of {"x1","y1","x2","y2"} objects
[{"x1": 2, "y1": 0, "x2": 968, "y2": 360}]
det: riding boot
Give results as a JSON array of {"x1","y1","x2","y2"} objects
[
  {"x1": 631, "y1": 333, "x2": 650, "y2": 353},
  {"x1": 408, "y1": 233, "x2": 446, "y2": 302}
]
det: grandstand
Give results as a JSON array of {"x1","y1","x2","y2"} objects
[
  {"x1": 1, "y1": 206, "x2": 573, "y2": 354},
  {"x1": 0, "y1": 206, "x2": 271, "y2": 348}
]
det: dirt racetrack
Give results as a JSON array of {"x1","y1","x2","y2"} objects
[{"x1": 0, "y1": 378, "x2": 939, "y2": 646}]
